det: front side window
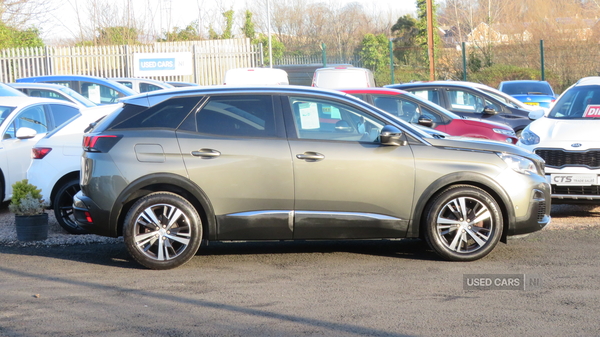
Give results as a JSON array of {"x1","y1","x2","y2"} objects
[
  {"x1": 447, "y1": 90, "x2": 484, "y2": 113},
  {"x1": 195, "y1": 95, "x2": 276, "y2": 138},
  {"x1": 80, "y1": 82, "x2": 120, "y2": 104},
  {"x1": 4, "y1": 105, "x2": 48, "y2": 138},
  {"x1": 289, "y1": 96, "x2": 384, "y2": 142},
  {"x1": 550, "y1": 85, "x2": 600, "y2": 119}
]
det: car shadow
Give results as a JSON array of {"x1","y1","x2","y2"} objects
[
  {"x1": 550, "y1": 204, "x2": 600, "y2": 218},
  {"x1": 0, "y1": 238, "x2": 440, "y2": 270}
]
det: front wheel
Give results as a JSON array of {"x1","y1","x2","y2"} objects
[
  {"x1": 53, "y1": 179, "x2": 88, "y2": 234},
  {"x1": 123, "y1": 192, "x2": 202, "y2": 270},
  {"x1": 423, "y1": 185, "x2": 503, "y2": 261}
]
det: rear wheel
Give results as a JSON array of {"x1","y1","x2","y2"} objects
[
  {"x1": 123, "y1": 192, "x2": 202, "y2": 270},
  {"x1": 423, "y1": 185, "x2": 503, "y2": 261},
  {"x1": 53, "y1": 179, "x2": 88, "y2": 234}
]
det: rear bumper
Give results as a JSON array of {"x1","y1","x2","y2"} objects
[{"x1": 73, "y1": 191, "x2": 117, "y2": 237}]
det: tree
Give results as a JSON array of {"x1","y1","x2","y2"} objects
[
  {"x1": 159, "y1": 22, "x2": 202, "y2": 42},
  {"x1": 242, "y1": 10, "x2": 255, "y2": 39},
  {"x1": 391, "y1": 14, "x2": 419, "y2": 65},
  {"x1": 359, "y1": 33, "x2": 389, "y2": 72},
  {"x1": 253, "y1": 33, "x2": 285, "y2": 66},
  {"x1": 97, "y1": 26, "x2": 139, "y2": 45},
  {"x1": 0, "y1": 22, "x2": 44, "y2": 48}
]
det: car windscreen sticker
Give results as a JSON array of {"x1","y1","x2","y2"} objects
[
  {"x1": 298, "y1": 102, "x2": 320, "y2": 129},
  {"x1": 583, "y1": 105, "x2": 600, "y2": 117}
]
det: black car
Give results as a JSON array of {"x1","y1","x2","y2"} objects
[{"x1": 386, "y1": 82, "x2": 534, "y2": 135}]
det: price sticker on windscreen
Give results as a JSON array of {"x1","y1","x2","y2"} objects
[{"x1": 583, "y1": 105, "x2": 600, "y2": 117}]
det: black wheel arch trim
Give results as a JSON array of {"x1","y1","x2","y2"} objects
[
  {"x1": 409, "y1": 171, "x2": 514, "y2": 243},
  {"x1": 110, "y1": 173, "x2": 216, "y2": 240}
]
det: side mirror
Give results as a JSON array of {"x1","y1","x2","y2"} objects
[
  {"x1": 417, "y1": 116, "x2": 433, "y2": 127},
  {"x1": 16, "y1": 127, "x2": 38, "y2": 139},
  {"x1": 380, "y1": 125, "x2": 407, "y2": 146},
  {"x1": 483, "y1": 106, "x2": 498, "y2": 115},
  {"x1": 334, "y1": 120, "x2": 354, "y2": 133},
  {"x1": 528, "y1": 109, "x2": 545, "y2": 120}
]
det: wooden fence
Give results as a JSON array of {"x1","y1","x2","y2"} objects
[{"x1": 0, "y1": 38, "x2": 261, "y2": 85}]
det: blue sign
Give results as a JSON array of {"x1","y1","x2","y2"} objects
[{"x1": 134, "y1": 53, "x2": 193, "y2": 76}]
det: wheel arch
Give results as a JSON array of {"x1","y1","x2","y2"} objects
[
  {"x1": 111, "y1": 173, "x2": 216, "y2": 240},
  {"x1": 409, "y1": 172, "x2": 514, "y2": 243}
]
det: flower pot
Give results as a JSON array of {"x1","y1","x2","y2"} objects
[{"x1": 15, "y1": 213, "x2": 49, "y2": 241}]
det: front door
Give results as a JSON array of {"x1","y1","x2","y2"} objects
[{"x1": 284, "y1": 95, "x2": 416, "y2": 239}]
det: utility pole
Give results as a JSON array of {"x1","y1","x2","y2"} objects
[{"x1": 426, "y1": 0, "x2": 435, "y2": 81}]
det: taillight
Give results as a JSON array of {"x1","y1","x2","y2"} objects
[
  {"x1": 82, "y1": 135, "x2": 122, "y2": 153},
  {"x1": 32, "y1": 147, "x2": 52, "y2": 159}
]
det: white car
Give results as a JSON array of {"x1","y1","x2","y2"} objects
[
  {"x1": 109, "y1": 77, "x2": 174, "y2": 93},
  {"x1": 0, "y1": 97, "x2": 80, "y2": 204},
  {"x1": 517, "y1": 76, "x2": 600, "y2": 203},
  {"x1": 27, "y1": 104, "x2": 120, "y2": 234}
]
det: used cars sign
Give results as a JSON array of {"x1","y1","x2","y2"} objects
[{"x1": 133, "y1": 52, "x2": 193, "y2": 76}]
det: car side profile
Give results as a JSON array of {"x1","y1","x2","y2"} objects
[
  {"x1": 518, "y1": 77, "x2": 600, "y2": 203},
  {"x1": 340, "y1": 87, "x2": 517, "y2": 144},
  {"x1": 16, "y1": 75, "x2": 137, "y2": 105},
  {"x1": 73, "y1": 86, "x2": 550, "y2": 269},
  {"x1": 0, "y1": 97, "x2": 80, "y2": 202},
  {"x1": 386, "y1": 82, "x2": 534, "y2": 136}
]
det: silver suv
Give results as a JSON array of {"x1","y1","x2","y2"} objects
[{"x1": 73, "y1": 86, "x2": 551, "y2": 269}]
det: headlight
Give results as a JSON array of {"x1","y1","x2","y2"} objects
[
  {"x1": 497, "y1": 153, "x2": 538, "y2": 175},
  {"x1": 519, "y1": 126, "x2": 540, "y2": 145},
  {"x1": 493, "y1": 128, "x2": 516, "y2": 137}
]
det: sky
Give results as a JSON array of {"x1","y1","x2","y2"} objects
[{"x1": 40, "y1": 0, "x2": 417, "y2": 43}]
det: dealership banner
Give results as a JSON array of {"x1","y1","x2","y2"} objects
[{"x1": 133, "y1": 52, "x2": 193, "y2": 76}]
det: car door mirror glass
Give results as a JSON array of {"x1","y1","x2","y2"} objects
[{"x1": 417, "y1": 116, "x2": 433, "y2": 127}]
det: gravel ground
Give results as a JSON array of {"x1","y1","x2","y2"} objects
[
  {"x1": 0, "y1": 203, "x2": 122, "y2": 247},
  {"x1": 0, "y1": 203, "x2": 598, "y2": 247}
]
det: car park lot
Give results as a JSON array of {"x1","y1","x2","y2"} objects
[{"x1": 0, "y1": 203, "x2": 599, "y2": 336}]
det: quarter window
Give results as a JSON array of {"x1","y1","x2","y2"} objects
[{"x1": 289, "y1": 96, "x2": 384, "y2": 142}]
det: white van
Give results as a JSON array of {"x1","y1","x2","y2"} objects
[
  {"x1": 312, "y1": 66, "x2": 375, "y2": 88},
  {"x1": 224, "y1": 68, "x2": 289, "y2": 86}
]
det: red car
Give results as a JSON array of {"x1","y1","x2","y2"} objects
[{"x1": 341, "y1": 88, "x2": 518, "y2": 144}]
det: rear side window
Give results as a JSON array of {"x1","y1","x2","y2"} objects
[
  {"x1": 48, "y1": 104, "x2": 80, "y2": 127},
  {"x1": 411, "y1": 89, "x2": 441, "y2": 105},
  {"x1": 111, "y1": 96, "x2": 202, "y2": 129},
  {"x1": 194, "y1": 95, "x2": 276, "y2": 138}
]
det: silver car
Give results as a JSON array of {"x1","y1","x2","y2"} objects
[{"x1": 73, "y1": 86, "x2": 551, "y2": 269}]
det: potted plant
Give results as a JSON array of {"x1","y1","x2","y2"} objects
[{"x1": 9, "y1": 179, "x2": 49, "y2": 241}]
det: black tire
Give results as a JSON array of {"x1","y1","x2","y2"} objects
[
  {"x1": 423, "y1": 185, "x2": 503, "y2": 261},
  {"x1": 123, "y1": 192, "x2": 202, "y2": 270},
  {"x1": 53, "y1": 178, "x2": 88, "y2": 234}
]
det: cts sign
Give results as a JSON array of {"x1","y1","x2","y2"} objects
[
  {"x1": 133, "y1": 52, "x2": 193, "y2": 76},
  {"x1": 583, "y1": 105, "x2": 600, "y2": 117}
]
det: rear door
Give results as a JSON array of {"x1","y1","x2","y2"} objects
[
  {"x1": 176, "y1": 94, "x2": 294, "y2": 240},
  {"x1": 283, "y1": 95, "x2": 415, "y2": 239}
]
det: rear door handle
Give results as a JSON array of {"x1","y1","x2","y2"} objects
[
  {"x1": 191, "y1": 148, "x2": 221, "y2": 158},
  {"x1": 296, "y1": 152, "x2": 325, "y2": 161}
]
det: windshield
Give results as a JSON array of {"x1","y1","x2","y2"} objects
[
  {"x1": 58, "y1": 87, "x2": 97, "y2": 108},
  {"x1": 549, "y1": 85, "x2": 600, "y2": 119},
  {"x1": 0, "y1": 106, "x2": 16, "y2": 128},
  {"x1": 502, "y1": 82, "x2": 553, "y2": 96}
]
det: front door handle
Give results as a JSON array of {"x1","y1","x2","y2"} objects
[
  {"x1": 296, "y1": 152, "x2": 325, "y2": 161},
  {"x1": 191, "y1": 148, "x2": 221, "y2": 158}
]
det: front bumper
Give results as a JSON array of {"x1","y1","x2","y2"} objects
[{"x1": 507, "y1": 186, "x2": 551, "y2": 236}]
